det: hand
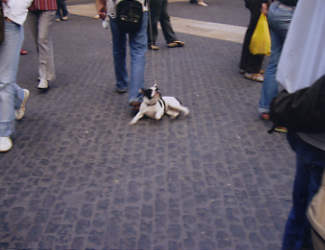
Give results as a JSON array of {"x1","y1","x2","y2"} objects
[
  {"x1": 98, "y1": 5, "x2": 107, "y2": 20},
  {"x1": 261, "y1": 3, "x2": 268, "y2": 15}
]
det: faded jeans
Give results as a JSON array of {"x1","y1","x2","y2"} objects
[
  {"x1": 110, "y1": 12, "x2": 148, "y2": 104},
  {"x1": 258, "y1": 2, "x2": 294, "y2": 113},
  {"x1": 0, "y1": 20, "x2": 25, "y2": 137}
]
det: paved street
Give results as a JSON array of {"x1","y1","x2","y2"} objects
[{"x1": 0, "y1": 0, "x2": 296, "y2": 249}]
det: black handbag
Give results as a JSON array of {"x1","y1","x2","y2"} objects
[{"x1": 0, "y1": 1, "x2": 4, "y2": 43}]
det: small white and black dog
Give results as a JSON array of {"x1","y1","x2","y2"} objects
[{"x1": 129, "y1": 84, "x2": 189, "y2": 125}]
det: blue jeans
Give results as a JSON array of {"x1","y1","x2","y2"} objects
[
  {"x1": 258, "y1": 2, "x2": 294, "y2": 113},
  {"x1": 109, "y1": 12, "x2": 148, "y2": 104},
  {"x1": 282, "y1": 131, "x2": 325, "y2": 250},
  {"x1": 0, "y1": 20, "x2": 26, "y2": 137}
]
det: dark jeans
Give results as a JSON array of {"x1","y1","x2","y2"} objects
[
  {"x1": 147, "y1": 0, "x2": 177, "y2": 45},
  {"x1": 282, "y1": 131, "x2": 325, "y2": 250},
  {"x1": 56, "y1": 0, "x2": 69, "y2": 19},
  {"x1": 239, "y1": 0, "x2": 264, "y2": 73}
]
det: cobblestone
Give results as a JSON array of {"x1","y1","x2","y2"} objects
[{"x1": 0, "y1": 0, "x2": 297, "y2": 249}]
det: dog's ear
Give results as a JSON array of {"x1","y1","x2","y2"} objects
[{"x1": 139, "y1": 88, "x2": 145, "y2": 95}]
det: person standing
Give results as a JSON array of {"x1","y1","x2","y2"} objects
[
  {"x1": 27, "y1": 0, "x2": 57, "y2": 89},
  {"x1": 239, "y1": 0, "x2": 268, "y2": 82},
  {"x1": 55, "y1": 0, "x2": 68, "y2": 21},
  {"x1": 258, "y1": 0, "x2": 297, "y2": 121},
  {"x1": 147, "y1": 0, "x2": 185, "y2": 50},
  {"x1": 98, "y1": 0, "x2": 148, "y2": 109},
  {"x1": 0, "y1": 0, "x2": 33, "y2": 152},
  {"x1": 275, "y1": 0, "x2": 325, "y2": 247}
]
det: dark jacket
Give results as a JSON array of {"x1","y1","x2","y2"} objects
[{"x1": 279, "y1": 0, "x2": 298, "y2": 6}]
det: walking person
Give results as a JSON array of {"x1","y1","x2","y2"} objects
[
  {"x1": 147, "y1": 0, "x2": 185, "y2": 50},
  {"x1": 98, "y1": 0, "x2": 148, "y2": 109},
  {"x1": 26, "y1": 0, "x2": 57, "y2": 90},
  {"x1": 276, "y1": 0, "x2": 325, "y2": 247},
  {"x1": 55, "y1": 0, "x2": 68, "y2": 21},
  {"x1": 239, "y1": 0, "x2": 268, "y2": 82},
  {"x1": 0, "y1": 0, "x2": 33, "y2": 152}
]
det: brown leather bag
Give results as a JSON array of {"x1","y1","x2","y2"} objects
[{"x1": 0, "y1": 1, "x2": 4, "y2": 43}]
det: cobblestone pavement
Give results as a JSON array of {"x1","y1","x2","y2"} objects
[{"x1": 0, "y1": 0, "x2": 296, "y2": 249}]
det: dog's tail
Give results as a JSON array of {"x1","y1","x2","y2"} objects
[{"x1": 182, "y1": 107, "x2": 190, "y2": 116}]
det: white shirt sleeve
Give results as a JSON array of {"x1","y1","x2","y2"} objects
[{"x1": 3, "y1": 0, "x2": 33, "y2": 25}]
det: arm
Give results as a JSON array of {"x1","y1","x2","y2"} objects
[
  {"x1": 98, "y1": 0, "x2": 107, "y2": 20},
  {"x1": 261, "y1": 3, "x2": 268, "y2": 15}
]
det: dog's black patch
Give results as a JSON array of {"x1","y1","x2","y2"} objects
[{"x1": 143, "y1": 89, "x2": 153, "y2": 100}]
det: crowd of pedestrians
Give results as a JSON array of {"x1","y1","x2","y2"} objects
[{"x1": 0, "y1": 0, "x2": 324, "y2": 249}]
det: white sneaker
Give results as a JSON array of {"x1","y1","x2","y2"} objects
[
  {"x1": 15, "y1": 89, "x2": 30, "y2": 120},
  {"x1": 0, "y1": 137, "x2": 13, "y2": 152},
  {"x1": 38, "y1": 79, "x2": 49, "y2": 89},
  {"x1": 244, "y1": 73, "x2": 264, "y2": 82}
]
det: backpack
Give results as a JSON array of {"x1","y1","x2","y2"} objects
[
  {"x1": 115, "y1": 0, "x2": 144, "y2": 33},
  {"x1": 268, "y1": 74, "x2": 325, "y2": 134}
]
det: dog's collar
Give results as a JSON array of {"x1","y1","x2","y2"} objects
[{"x1": 146, "y1": 98, "x2": 166, "y2": 111}]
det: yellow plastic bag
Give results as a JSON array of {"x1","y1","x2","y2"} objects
[{"x1": 249, "y1": 13, "x2": 271, "y2": 56}]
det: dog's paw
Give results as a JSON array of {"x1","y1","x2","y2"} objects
[
  {"x1": 170, "y1": 112, "x2": 180, "y2": 119},
  {"x1": 129, "y1": 120, "x2": 137, "y2": 125},
  {"x1": 184, "y1": 108, "x2": 190, "y2": 116}
]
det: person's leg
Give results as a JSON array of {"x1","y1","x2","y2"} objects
[
  {"x1": 282, "y1": 131, "x2": 324, "y2": 250},
  {"x1": 109, "y1": 17, "x2": 129, "y2": 93},
  {"x1": 26, "y1": 11, "x2": 39, "y2": 50},
  {"x1": 94, "y1": 0, "x2": 101, "y2": 18},
  {"x1": 61, "y1": 0, "x2": 69, "y2": 18},
  {"x1": 239, "y1": 0, "x2": 263, "y2": 73},
  {"x1": 128, "y1": 12, "x2": 148, "y2": 104},
  {"x1": 258, "y1": 2, "x2": 293, "y2": 114},
  {"x1": 159, "y1": 0, "x2": 177, "y2": 44},
  {"x1": 56, "y1": 0, "x2": 62, "y2": 20},
  {"x1": 282, "y1": 155, "x2": 312, "y2": 250},
  {"x1": 148, "y1": 0, "x2": 161, "y2": 46},
  {"x1": 258, "y1": 29, "x2": 282, "y2": 114},
  {"x1": 0, "y1": 20, "x2": 24, "y2": 138},
  {"x1": 37, "y1": 11, "x2": 56, "y2": 83}
]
